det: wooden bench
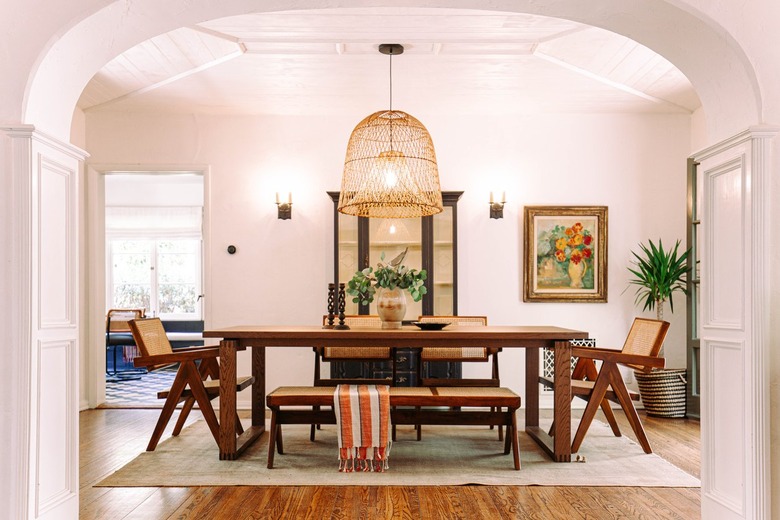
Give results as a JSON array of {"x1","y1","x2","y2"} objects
[{"x1": 266, "y1": 386, "x2": 522, "y2": 470}]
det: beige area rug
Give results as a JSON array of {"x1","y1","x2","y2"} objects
[{"x1": 98, "y1": 419, "x2": 699, "y2": 488}]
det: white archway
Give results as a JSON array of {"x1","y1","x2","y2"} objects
[
  {"x1": 24, "y1": 0, "x2": 760, "y2": 141},
  {"x1": 7, "y1": 2, "x2": 771, "y2": 520}
]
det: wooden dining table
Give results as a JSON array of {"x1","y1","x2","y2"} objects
[{"x1": 203, "y1": 324, "x2": 589, "y2": 462}]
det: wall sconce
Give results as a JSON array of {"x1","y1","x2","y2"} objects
[
  {"x1": 276, "y1": 192, "x2": 292, "y2": 220},
  {"x1": 489, "y1": 191, "x2": 506, "y2": 219}
]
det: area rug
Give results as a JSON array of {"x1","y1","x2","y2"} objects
[
  {"x1": 97, "y1": 419, "x2": 700, "y2": 488},
  {"x1": 103, "y1": 367, "x2": 177, "y2": 407}
]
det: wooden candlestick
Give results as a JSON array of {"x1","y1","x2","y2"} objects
[
  {"x1": 323, "y1": 283, "x2": 336, "y2": 329},
  {"x1": 334, "y1": 283, "x2": 350, "y2": 330}
]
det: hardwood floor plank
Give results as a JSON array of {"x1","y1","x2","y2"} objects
[
  {"x1": 294, "y1": 485, "x2": 340, "y2": 520},
  {"x1": 419, "y1": 485, "x2": 498, "y2": 520},
  {"x1": 328, "y1": 486, "x2": 353, "y2": 520},
  {"x1": 169, "y1": 487, "x2": 239, "y2": 519},
  {"x1": 227, "y1": 487, "x2": 292, "y2": 520},
  {"x1": 461, "y1": 487, "x2": 505, "y2": 519},
  {"x1": 644, "y1": 487, "x2": 702, "y2": 519},
  {"x1": 488, "y1": 487, "x2": 548, "y2": 520},
  {"x1": 379, "y1": 486, "x2": 420, "y2": 520},
  {"x1": 122, "y1": 488, "x2": 197, "y2": 520},
  {"x1": 79, "y1": 487, "x2": 159, "y2": 520}
]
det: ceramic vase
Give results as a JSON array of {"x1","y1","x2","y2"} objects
[{"x1": 376, "y1": 286, "x2": 407, "y2": 329}]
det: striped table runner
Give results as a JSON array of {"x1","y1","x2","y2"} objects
[{"x1": 334, "y1": 384, "x2": 392, "y2": 472}]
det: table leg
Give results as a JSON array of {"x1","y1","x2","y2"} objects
[
  {"x1": 524, "y1": 346, "x2": 539, "y2": 429},
  {"x1": 218, "y1": 340, "x2": 266, "y2": 460},
  {"x1": 552, "y1": 339, "x2": 572, "y2": 462},
  {"x1": 219, "y1": 339, "x2": 238, "y2": 460},
  {"x1": 252, "y1": 345, "x2": 266, "y2": 427},
  {"x1": 525, "y1": 341, "x2": 573, "y2": 462}
]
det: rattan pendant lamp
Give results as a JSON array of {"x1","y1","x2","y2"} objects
[{"x1": 338, "y1": 44, "x2": 443, "y2": 218}]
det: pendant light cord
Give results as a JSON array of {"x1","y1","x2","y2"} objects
[
  {"x1": 388, "y1": 49, "x2": 394, "y2": 151},
  {"x1": 389, "y1": 50, "x2": 393, "y2": 112}
]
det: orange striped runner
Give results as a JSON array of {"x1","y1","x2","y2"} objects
[{"x1": 334, "y1": 384, "x2": 392, "y2": 472}]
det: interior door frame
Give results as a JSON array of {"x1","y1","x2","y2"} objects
[
  {"x1": 84, "y1": 164, "x2": 211, "y2": 409},
  {"x1": 686, "y1": 158, "x2": 701, "y2": 418}
]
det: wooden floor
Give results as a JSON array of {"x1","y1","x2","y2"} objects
[{"x1": 80, "y1": 408, "x2": 700, "y2": 519}]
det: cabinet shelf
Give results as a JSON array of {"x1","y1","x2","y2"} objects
[{"x1": 369, "y1": 241, "x2": 422, "y2": 248}]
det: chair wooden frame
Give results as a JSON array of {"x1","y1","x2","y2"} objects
[
  {"x1": 313, "y1": 315, "x2": 396, "y2": 387},
  {"x1": 416, "y1": 315, "x2": 499, "y2": 387},
  {"x1": 540, "y1": 317, "x2": 669, "y2": 454},
  {"x1": 415, "y1": 315, "x2": 503, "y2": 440},
  {"x1": 129, "y1": 318, "x2": 254, "y2": 451}
]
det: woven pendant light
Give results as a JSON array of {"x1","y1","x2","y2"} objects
[{"x1": 338, "y1": 44, "x2": 443, "y2": 218}]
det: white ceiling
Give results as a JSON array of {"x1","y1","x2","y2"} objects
[{"x1": 78, "y1": 8, "x2": 700, "y2": 117}]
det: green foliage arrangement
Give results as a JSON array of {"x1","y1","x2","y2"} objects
[
  {"x1": 627, "y1": 239, "x2": 690, "y2": 321},
  {"x1": 346, "y1": 248, "x2": 427, "y2": 306}
]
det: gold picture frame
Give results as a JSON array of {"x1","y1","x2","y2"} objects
[{"x1": 523, "y1": 206, "x2": 608, "y2": 303}]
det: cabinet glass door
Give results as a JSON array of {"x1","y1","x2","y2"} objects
[
  {"x1": 329, "y1": 191, "x2": 462, "y2": 320},
  {"x1": 368, "y1": 218, "x2": 423, "y2": 318},
  {"x1": 432, "y1": 206, "x2": 455, "y2": 315},
  {"x1": 336, "y1": 212, "x2": 360, "y2": 315}
]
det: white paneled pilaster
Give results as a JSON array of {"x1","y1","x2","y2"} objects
[
  {"x1": 694, "y1": 126, "x2": 777, "y2": 520},
  {"x1": 1, "y1": 126, "x2": 86, "y2": 520}
]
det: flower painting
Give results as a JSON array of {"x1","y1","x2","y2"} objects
[{"x1": 524, "y1": 206, "x2": 608, "y2": 302}]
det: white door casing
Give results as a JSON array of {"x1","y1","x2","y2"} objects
[{"x1": 693, "y1": 127, "x2": 776, "y2": 520}]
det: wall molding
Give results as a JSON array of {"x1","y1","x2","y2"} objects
[
  {"x1": 35, "y1": 340, "x2": 77, "y2": 516},
  {"x1": 36, "y1": 154, "x2": 77, "y2": 329},
  {"x1": 702, "y1": 155, "x2": 745, "y2": 331},
  {"x1": 702, "y1": 338, "x2": 745, "y2": 515}
]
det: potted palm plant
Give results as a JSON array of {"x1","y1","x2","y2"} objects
[{"x1": 627, "y1": 239, "x2": 690, "y2": 417}]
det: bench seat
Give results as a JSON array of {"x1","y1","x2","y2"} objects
[{"x1": 266, "y1": 386, "x2": 521, "y2": 470}]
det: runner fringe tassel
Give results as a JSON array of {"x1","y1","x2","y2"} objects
[{"x1": 338, "y1": 446, "x2": 390, "y2": 473}]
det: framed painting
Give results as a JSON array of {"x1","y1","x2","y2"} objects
[{"x1": 523, "y1": 206, "x2": 608, "y2": 302}]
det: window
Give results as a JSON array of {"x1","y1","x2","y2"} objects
[
  {"x1": 109, "y1": 238, "x2": 201, "y2": 319},
  {"x1": 106, "y1": 206, "x2": 202, "y2": 319}
]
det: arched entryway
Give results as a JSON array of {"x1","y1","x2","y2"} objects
[{"x1": 7, "y1": 2, "x2": 768, "y2": 520}]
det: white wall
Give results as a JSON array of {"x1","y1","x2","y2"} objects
[{"x1": 84, "y1": 110, "x2": 690, "y2": 403}]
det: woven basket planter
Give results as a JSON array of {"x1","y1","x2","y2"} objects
[{"x1": 634, "y1": 368, "x2": 687, "y2": 418}]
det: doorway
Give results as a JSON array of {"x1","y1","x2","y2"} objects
[{"x1": 102, "y1": 172, "x2": 205, "y2": 406}]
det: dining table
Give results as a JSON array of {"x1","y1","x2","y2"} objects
[{"x1": 202, "y1": 324, "x2": 589, "y2": 462}]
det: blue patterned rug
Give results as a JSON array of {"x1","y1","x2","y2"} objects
[{"x1": 104, "y1": 367, "x2": 178, "y2": 407}]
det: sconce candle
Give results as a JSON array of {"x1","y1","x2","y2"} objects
[
  {"x1": 489, "y1": 191, "x2": 506, "y2": 219},
  {"x1": 490, "y1": 191, "x2": 505, "y2": 204},
  {"x1": 276, "y1": 192, "x2": 292, "y2": 220}
]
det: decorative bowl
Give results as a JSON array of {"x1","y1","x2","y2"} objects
[{"x1": 411, "y1": 321, "x2": 450, "y2": 331}]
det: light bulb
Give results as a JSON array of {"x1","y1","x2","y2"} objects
[{"x1": 374, "y1": 150, "x2": 407, "y2": 189}]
